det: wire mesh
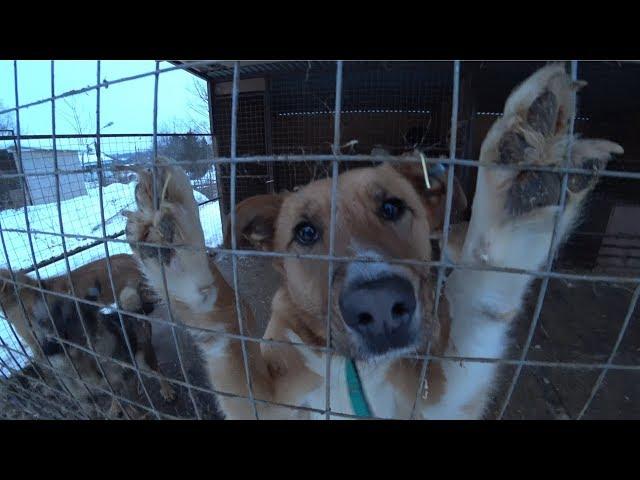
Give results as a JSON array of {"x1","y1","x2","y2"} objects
[{"x1": 0, "y1": 60, "x2": 639, "y2": 420}]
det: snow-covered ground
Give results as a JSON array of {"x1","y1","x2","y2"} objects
[{"x1": 0, "y1": 179, "x2": 223, "y2": 376}]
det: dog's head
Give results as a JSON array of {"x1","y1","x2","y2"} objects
[{"x1": 226, "y1": 154, "x2": 467, "y2": 360}]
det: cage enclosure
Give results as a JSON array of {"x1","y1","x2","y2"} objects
[{"x1": 0, "y1": 60, "x2": 638, "y2": 420}]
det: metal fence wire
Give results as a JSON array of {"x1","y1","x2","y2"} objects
[{"x1": 0, "y1": 60, "x2": 639, "y2": 420}]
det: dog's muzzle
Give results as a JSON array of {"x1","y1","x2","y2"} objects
[{"x1": 339, "y1": 274, "x2": 417, "y2": 355}]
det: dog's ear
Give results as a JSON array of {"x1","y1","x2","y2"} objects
[
  {"x1": 223, "y1": 193, "x2": 286, "y2": 251},
  {"x1": 390, "y1": 153, "x2": 468, "y2": 231}
]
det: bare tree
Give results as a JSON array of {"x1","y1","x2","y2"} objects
[
  {"x1": 62, "y1": 96, "x2": 94, "y2": 135},
  {"x1": 158, "y1": 116, "x2": 213, "y2": 180},
  {"x1": 160, "y1": 117, "x2": 191, "y2": 135},
  {"x1": 61, "y1": 95, "x2": 95, "y2": 155},
  {"x1": 185, "y1": 78, "x2": 211, "y2": 134}
]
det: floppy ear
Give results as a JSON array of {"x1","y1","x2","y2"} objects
[
  {"x1": 391, "y1": 153, "x2": 468, "y2": 231},
  {"x1": 223, "y1": 193, "x2": 286, "y2": 251}
]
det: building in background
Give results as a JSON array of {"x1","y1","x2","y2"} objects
[{"x1": 0, "y1": 147, "x2": 86, "y2": 209}]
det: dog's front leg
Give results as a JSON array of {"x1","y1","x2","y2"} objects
[
  {"x1": 430, "y1": 64, "x2": 623, "y2": 419},
  {"x1": 124, "y1": 160, "x2": 277, "y2": 419}
]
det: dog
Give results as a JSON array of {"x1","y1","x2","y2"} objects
[
  {"x1": 124, "y1": 64, "x2": 623, "y2": 419},
  {"x1": 0, "y1": 255, "x2": 176, "y2": 418}
]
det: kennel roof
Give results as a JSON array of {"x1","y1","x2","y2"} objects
[{"x1": 172, "y1": 60, "x2": 640, "y2": 115}]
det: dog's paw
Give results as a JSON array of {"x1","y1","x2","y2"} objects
[
  {"x1": 124, "y1": 158, "x2": 217, "y2": 309},
  {"x1": 479, "y1": 63, "x2": 623, "y2": 218},
  {"x1": 124, "y1": 158, "x2": 206, "y2": 267}
]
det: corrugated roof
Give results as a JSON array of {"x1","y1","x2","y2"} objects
[{"x1": 173, "y1": 61, "x2": 346, "y2": 80}]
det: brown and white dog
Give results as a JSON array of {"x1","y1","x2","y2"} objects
[
  {"x1": 0, "y1": 255, "x2": 176, "y2": 418},
  {"x1": 124, "y1": 64, "x2": 623, "y2": 419}
]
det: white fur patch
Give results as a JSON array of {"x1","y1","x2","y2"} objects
[
  {"x1": 144, "y1": 260, "x2": 218, "y2": 314},
  {"x1": 284, "y1": 330, "x2": 323, "y2": 374},
  {"x1": 190, "y1": 327, "x2": 230, "y2": 359},
  {"x1": 283, "y1": 329, "x2": 399, "y2": 419},
  {"x1": 204, "y1": 336, "x2": 230, "y2": 357},
  {"x1": 100, "y1": 303, "x2": 117, "y2": 316},
  {"x1": 344, "y1": 246, "x2": 409, "y2": 288},
  {"x1": 345, "y1": 259, "x2": 391, "y2": 286}
]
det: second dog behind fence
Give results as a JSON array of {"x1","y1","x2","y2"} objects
[{"x1": 0, "y1": 255, "x2": 176, "y2": 418}]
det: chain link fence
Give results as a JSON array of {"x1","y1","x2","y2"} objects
[{"x1": 0, "y1": 60, "x2": 638, "y2": 419}]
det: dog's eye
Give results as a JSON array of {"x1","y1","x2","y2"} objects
[
  {"x1": 294, "y1": 221, "x2": 320, "y2": 246},
  {"x1": 380, "y1": 198, "x2": 406, "y2": 221}
]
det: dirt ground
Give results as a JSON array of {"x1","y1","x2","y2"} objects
[
  {"x1": 490, "y1": 277, "x2": 639, "y2": 419},
  {"x1": 2, "y1": 254, "x2": 638, "y2": 420}
]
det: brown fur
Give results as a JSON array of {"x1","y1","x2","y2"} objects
[
  {"x1": 0, "y1": 255, "x2": 141, "y2": 353},
  {"x1": 124, "y1": 155, "x2": 465, "y2": 418},
  {"x1": 0, "y1": 255, "x2": 176, "y2": 418},
  {"x1": 222, "y1": 193, "x2": 286, "y2": 250}
]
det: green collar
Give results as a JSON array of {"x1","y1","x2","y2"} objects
[{"x1": 345, "y1": 358, "x2": 372, "y2": 418}]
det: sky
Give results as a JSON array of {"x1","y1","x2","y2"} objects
[{"x1": 0, "y1": 60, "x2": 210, "y2": 136}]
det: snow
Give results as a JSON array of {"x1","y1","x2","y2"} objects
[{"x1": 0, "y1": 179, "x2": 223, "y2": 376}]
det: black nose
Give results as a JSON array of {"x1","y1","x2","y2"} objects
[{"x1": 339, "y1": 275, "x2": 417, "y2": 354}]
